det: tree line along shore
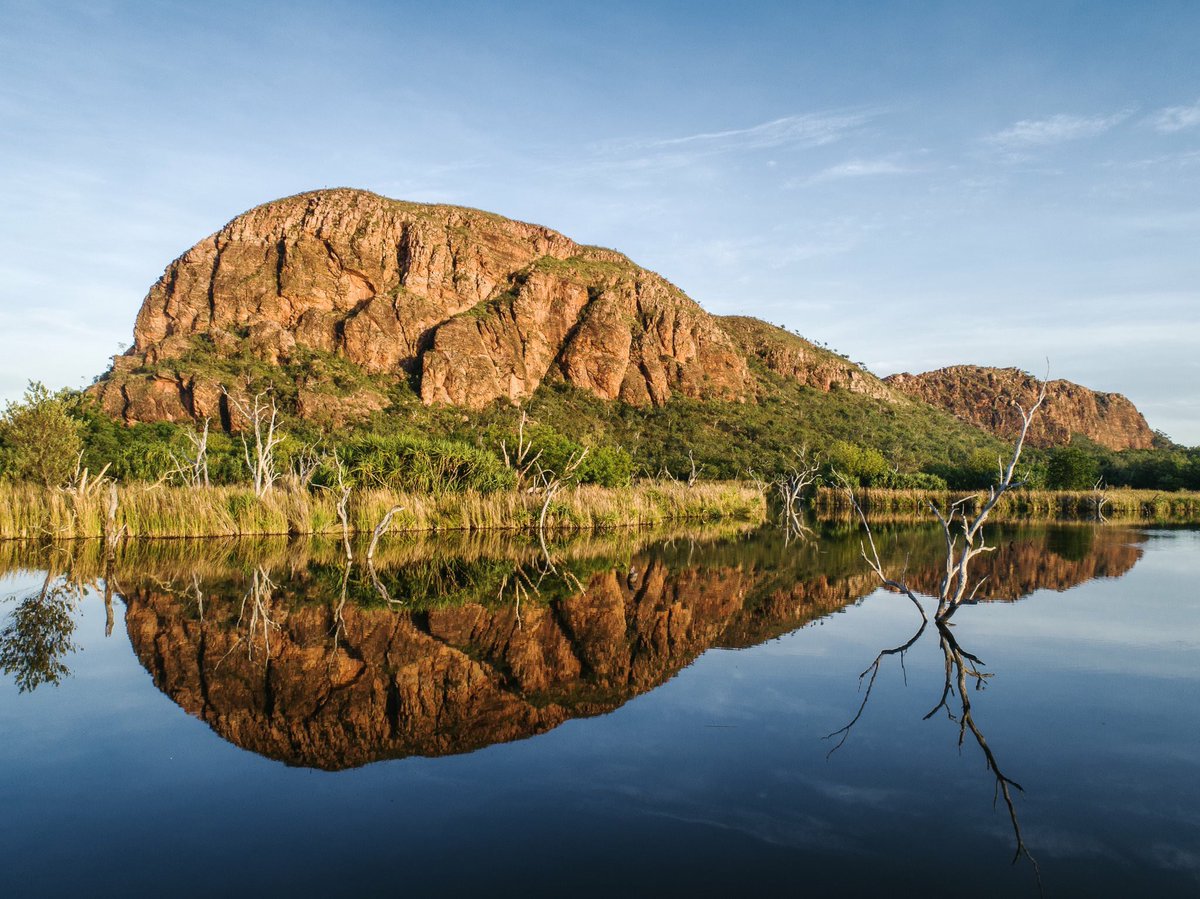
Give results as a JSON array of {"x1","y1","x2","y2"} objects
[{"x1": 0, "y1": 381, "x2": 1198, "y2": 541}]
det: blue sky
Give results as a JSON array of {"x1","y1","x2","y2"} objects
[{"x1": 2, "y1": 0, "x2": 1198, "y2": 442}]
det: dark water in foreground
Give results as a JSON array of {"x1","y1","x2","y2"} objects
[{"x1": 1, "y1": 524, "x2": 1197, "y2": 897}]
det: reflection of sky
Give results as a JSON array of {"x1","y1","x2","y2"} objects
[
  {"x1": 1, "y1": 527, "x2": 1198, "y2": 895},
  {"x1": 3, "y1": 3, "x2": 1200, "y2": 442}
]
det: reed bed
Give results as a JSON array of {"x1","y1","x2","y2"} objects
[
  {"x1": 0, "y1": 480, "x2": 765, "y2": 540},
  {"x1": 814, "y1": 486, "x2": 1200, "y2": 523}
]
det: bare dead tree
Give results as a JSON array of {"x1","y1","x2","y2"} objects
[
  {"x1": 102, "y1": 482, "x2": 126, "y2": 559},
  {"x1": 290, "y1": 441, "x2": 323, "y2": 489},
  {"x1": 169, "y1": 419, "x2": 211, "y2": 488},
  {"x1": 500, "y1": 409, "x2": 543, "y2": 487},
  {"x1": 531, "y1": 449, "x2": 588, "y2": 533},
  {"x1": 686, "y1": 450, "x2": 703, "y2": 488},
  {"x1": 367, "y1": 505, "x2": 404, "y2": 562},
  {"x1": 1091, "y1": 478, "x2": 1110, "y2": 522},
  {"x1": 839, "y1": 376, "x2": 1047, "y2": 624},
  {"x1": 224, "y1": 389, "x2": 284, "y2": 497},
  {"x1": 64, "y1": 454, "x2": 112, "y2": 498},
  {"x1": 320, "y1": 449, "x2": 354, "y2": 562},
  {"x1": 776, "y1": 449, "x2": 822, "y2": 540}
]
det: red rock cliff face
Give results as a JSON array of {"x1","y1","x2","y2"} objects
[
  {"x1": 884, "y1": 366, "x2": 1154, "y2": 450},
  {"x1": 93, "y1": 189, "x2": 756, "y2": 421}
]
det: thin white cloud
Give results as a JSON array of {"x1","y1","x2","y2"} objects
[
  {"x1": 559, "y1": 111, "x2": 878, "y2": 186},
  {"x1": 1146, "y1": 99, "x2": 1200, "y2": 133},
  {"x1": 787, "y1": 158, "x2": 911, "y2": 188},
  {"x1": 985, "y1": 111, "x2": 1129, "y2": 152},
  {"x1": 640, "y1": 111, "x2": 874, "y2": 153}
]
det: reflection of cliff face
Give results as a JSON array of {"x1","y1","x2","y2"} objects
[
  {"x1": 905, "y1": 526, "x2": 1144, "y2": 601},
  {"x1": 3, "y1": 523, "x2": 1129, "y2": 769},
  {"x1": 120, "y1": 548, "x2": 878, "y2": 770}
]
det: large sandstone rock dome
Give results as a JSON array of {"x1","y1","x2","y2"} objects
[{"x1": 95, "y1": 189, "x2": 766, "y2": 422}]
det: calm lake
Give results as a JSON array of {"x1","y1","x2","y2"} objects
[{"x1": 1, "y1": 523, "x2": 1197, "y2": 897}]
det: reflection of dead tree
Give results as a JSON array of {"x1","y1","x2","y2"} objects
[
  {"x1": 825, "y1": 619, "x2": 1042, "y2": 888},
  {"x1": 220, "y1": 566, "x2": 279, "y2": 663},
  {"x1": 497, "y1": 544, "x2": 584, "y2": 632},
  {"x1": 824, "y1": 615, "x2": 927, "y2": 755},
  {"x1": 840, "y1": 377, "x2": 1046, "y2": 624},
  {"x1": 927, "y1": 623, "x2": 1042, "y2": 885},
  {"x1": 224, "y1": 389, "x2": 284, "y2": 497},
  {"x1": 1091, "y1": 478, "x2": 1110, "y2": 522},
  {"x1": 366, "y1": 505, "x2": 404, "y2": 606},
  {"x1": 329, "y1": 561, "x2": 351, "y2": 655}
]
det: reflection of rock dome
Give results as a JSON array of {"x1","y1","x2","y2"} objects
[
  {"x1": 121, "y1": 551, "x2": 870, "y2": 769},
  {"x1": 107, "y1": 524, "x2": 1144, "y2": 770}
]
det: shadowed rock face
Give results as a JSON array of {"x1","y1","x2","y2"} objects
[
  {"x1": 105, "y1": 524, "x2": 1144, "y2": 770},
  {"x1": 884, "y1": 366, "x2": 1154, "y2": 450}
]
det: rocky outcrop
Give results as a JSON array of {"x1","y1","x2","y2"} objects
[
  {"x1": 93, "y1": 189, "x2": 761, "y2": 422},
  {"x1": 884, "y1": 366, "x2": 1154, "y2": 450}
]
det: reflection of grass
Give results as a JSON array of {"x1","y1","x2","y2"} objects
[
  {"x1": 0, "y1": 518, "x2": 762, "y2": 586},
  {"x1": 815, "y1": 487, "x2": 1200, "y2": 523},
  {"x1": 0, "y1": 480, "x2": 765, "y2": 540}
]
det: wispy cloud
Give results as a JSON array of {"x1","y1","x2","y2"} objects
[
  {"x1": 637, "y1": 111, "x2": 874, "y2": 154},
  {"x1": 984, "y1": 111, "x2": 1129, "y2": 153},
  {"x1": 787, "y1": 158, "x2": 911, "y2": 188},
  {"x1": 1146, "y1": 99, "x2": 1200, "y2": 133},
  {"x1": 563, "y1": 110, "x2": 878, "y2": 186}
]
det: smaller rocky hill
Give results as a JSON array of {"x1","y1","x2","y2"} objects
[{"x1": 884, "y1": 366, "x2": 1154, "y2": 451}]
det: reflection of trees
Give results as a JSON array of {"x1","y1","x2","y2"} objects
[
  {"x1": 826, "y1": 615, "x2": 1042, "y2": 889},
  {"x1": 0, "y1": 572, "x2": 80, "y2": 692}
]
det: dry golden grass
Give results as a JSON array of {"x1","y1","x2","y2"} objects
[
  {"x1": 814, "y1": 486, "x2": 1200, "y2": 523},
  {"x1": 0, "y1": 480, "x2": 765, "y2": 540}
]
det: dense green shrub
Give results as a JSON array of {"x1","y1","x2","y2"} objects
[
  {"x1": 823, "y1": 440, "x2": 891, "y2": 487},
  {"x1": 319, "y1": 434, "x2": 516, "y2": 493},
  {"x1": 1046, "y1": 445, "x2": 1101, "y2": 490},
  {"x1": 0, "y1": 383, "x2": 83, "y2": 486},
  {"x1": 518, "y1": 424, "x2": 634, "y2": 487}
]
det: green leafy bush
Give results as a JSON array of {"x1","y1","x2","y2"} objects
[
  {"x1": 1046, "y1": 445, "x2": 1101, "y2": 490},
  {"x1": 0, "y1": 382, "x2": 83, "y2": 486},
  {"x1": 320, "y1": 434, "x2": 515, "y2": 493}
]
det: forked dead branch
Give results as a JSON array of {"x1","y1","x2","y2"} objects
[{"x1": 840, "y1": 375, "x2": 1048, "y2": 623}]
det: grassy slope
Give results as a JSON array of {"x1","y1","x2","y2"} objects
[{"x1": 127, "y1": 330, "x2": 1008, "y2": 482}]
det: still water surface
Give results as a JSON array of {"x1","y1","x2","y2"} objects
[{"x1": 1, "y1": 524, "x2": 1197, "y2": 897}]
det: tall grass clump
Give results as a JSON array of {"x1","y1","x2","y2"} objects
[
  {"x1": 0, "y1": 480, "x2": 765, "y2": 540},
  {"x1": 814, "y1": 486, "x2": 1200, "y2": 524}
]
